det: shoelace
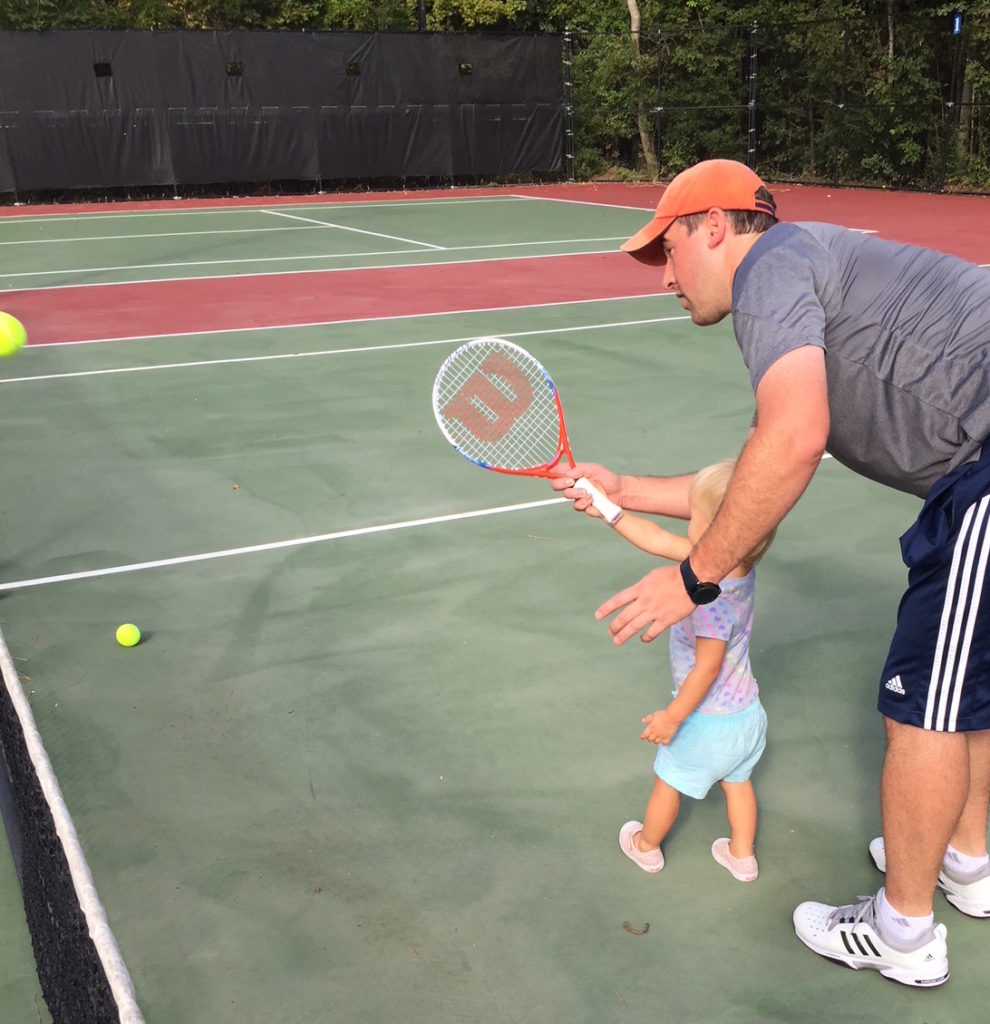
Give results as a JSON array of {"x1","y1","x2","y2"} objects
[{"x1": 825, "y1": 894, "x2": 877, "y2": 931}]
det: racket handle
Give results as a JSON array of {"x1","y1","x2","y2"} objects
[{"x1": 574, "y1": 477, "x2": 623, "y2": 525}]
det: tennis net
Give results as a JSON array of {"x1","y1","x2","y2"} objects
[{"x1": 0, "y1": 628, "x2": 143, "y2": 1023}]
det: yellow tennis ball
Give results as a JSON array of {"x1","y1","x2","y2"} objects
[
  {"x1": 115, "y1": 623, "x2": 141, "y2": 648},
  {"x1": 0, "y1": 312, "x2": 26, "y2": 357}
]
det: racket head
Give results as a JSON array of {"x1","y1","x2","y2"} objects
[{"x1": 432, "y1": 337, "x2": 571, "y2": 476}]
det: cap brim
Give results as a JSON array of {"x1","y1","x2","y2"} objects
[{"x1": 620, "y1": 214, "x2": 675, "y2": 265}]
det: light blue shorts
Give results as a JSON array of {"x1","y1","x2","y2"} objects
[{"x1": 653, "y1": 699, "x2": 767, "y2": 800}]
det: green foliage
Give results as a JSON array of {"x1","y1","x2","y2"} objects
[
  {"x1": 609, "y1": 6, "x2": 990, "y2": 190},
  {"x1": 314, "y1": 0, "x2": 414, "y2": 30},
  {"x1": 428, "y1": 0, "x2": 527, "y2": 30},
  {"x1": 570, "y1": 31, "x2": 657, "y2": 176},
  {"x1": 0, "y1": 0, "x2": 416, "y2": 30}
]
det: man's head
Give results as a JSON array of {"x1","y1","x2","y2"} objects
[
  {"x1": 621, "y1": 159, "x2": 777, "y2": 267},
  {"x1": 622, "y1": 160, "x2": 777, "y2": 325}
]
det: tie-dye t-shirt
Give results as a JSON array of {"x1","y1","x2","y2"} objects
[{"x1": 668, "y1": 569, "x2": 758, "y2": 714}]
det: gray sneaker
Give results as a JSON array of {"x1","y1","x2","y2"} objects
[
  {"x1": 793, "y1": 893, "x2": 949, "y2": 987},
  {"x1": 869, "y1": 836, "x2": 990, "y2": 918}
]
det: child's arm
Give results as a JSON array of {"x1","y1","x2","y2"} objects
[
  {"x1": 577, "y1": 478, "x2": 692, "y2": 561},
  {"x1": 640, "y1": 636, "x2": 726, "y2": 745},
  {"x1": 610, "y1": 510, "x2": 693, "y2": 562}
]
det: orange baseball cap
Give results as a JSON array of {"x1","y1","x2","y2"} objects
[{"x1": 621, "y1": 159, "x2": 776, "y2": 265}]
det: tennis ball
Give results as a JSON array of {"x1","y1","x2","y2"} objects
[
  {"x1": 0, "y1": 312, "x2": 26, "y2": 357},
  {"x1": 115, "y1": 623, "x2": 141, "y2": 648}
]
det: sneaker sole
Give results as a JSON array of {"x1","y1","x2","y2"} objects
[
  {"x1": 795, "y1": 934, "x2": 949, "y2": 987},
  {"x1": 944, "y1": 890, "x2": 990, "y2": 917},
  {"x1": 819, "y1": 952, "x2": 948, "y2": 987}
]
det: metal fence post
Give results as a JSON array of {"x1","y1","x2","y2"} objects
[
  {"x1": 655, "y1": 28, "x2": 663, "y2": 173},
  {"x1": 940, "y1": 12, "x2": 964, "y2": 192},
  {"x1": 563, "y1": 28, "x2": 575, "y2": 182},
  {"x1": 747, "y1": 22, "x2": 758, "y2": 168},
  {"x1": 835, "y1": 17, "x2": 849, "y2": 186}
]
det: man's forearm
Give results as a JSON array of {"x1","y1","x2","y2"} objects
[
  {"x1": 688, "y1": 427, "x2": 822, "y2": 581},
  {"x1": 619, "y1": 473, "x2": 695, "y2": 519}
]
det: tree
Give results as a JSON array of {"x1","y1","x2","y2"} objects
[
  {"x1": 427, "y1": 0, "x2": 527, "y2": 30},
  {"x1": 626, "y1": 0, "x2": 658, "y2": 178}
]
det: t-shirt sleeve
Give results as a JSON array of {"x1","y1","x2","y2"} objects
[
  {"x1": 690, "y1": 600, "x2": 734, "y2": 642},
  {"x1": 732, "y1": 245, "x2": 828, "y2": 392}
]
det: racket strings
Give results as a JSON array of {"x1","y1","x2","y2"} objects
[{"x1": 434, "y1": 342, "x2": 562, "y2": 470}]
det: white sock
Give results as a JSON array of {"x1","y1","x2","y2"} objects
[
  {"x1": 876, "y1": 887, "x2": 933, "y2": 944},
  {"x1": 944, "y1": 844, "x2": 990, "y2": 876}
]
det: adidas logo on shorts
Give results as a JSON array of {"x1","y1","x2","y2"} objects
[{"x1": 885, "y1": 674, "x2": 907, "y2": 696}]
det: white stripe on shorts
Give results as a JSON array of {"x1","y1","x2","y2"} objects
[{"x1": 925, "y1": 494, "x2": 990, "y2": 731}]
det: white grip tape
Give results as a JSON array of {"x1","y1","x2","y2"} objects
[{"x1": 575, "y1": 476, "x2": 623, "y2": 524}]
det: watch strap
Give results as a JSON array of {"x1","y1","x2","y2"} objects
[{"x1": 679, "y1": 557, "x2": 721, "y2": 605}]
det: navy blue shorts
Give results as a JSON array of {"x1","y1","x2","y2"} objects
[{"x1": 880, "y1": 446, "x2": 990, "y2": 732}]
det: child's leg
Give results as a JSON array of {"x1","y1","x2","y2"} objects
[
  {"x1": 719, "y1": 779, "x2": 757, "y2": 858},
  {"x1": 637, "y1": 775, "x2": 681, "y2": 851}
]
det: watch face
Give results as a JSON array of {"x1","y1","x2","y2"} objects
[{"x1": 692, "y1": 582, "x2": 721, "y2": 605}]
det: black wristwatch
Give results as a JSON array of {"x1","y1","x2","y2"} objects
[{"x1": 679, "y1": 557, "x2": 721, "y2": 605}]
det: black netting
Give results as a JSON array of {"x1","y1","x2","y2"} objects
[
  {"x1": 0, "y1": 678, "x2": 118, "y2": 1023},
  {"x1": 0, "y1": 29, "x2": 563, "y2": 199}
]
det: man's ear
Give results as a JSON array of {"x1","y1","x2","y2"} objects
[{"x1": 705, "y1": 208, "x2": 728, "y2": 251}]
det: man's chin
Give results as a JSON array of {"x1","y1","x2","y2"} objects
[{"x1": 690, "y1": 309, "x2": 728, "y2": 327}]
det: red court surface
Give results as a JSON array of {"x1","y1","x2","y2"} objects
[
  {"x1": 1, "y1": 181, "x2": 988, "y2": 345},
  {"x1": 0, "y1": 252, "x2": 661, "y2": 346}
]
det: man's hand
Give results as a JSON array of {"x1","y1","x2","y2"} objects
[
  {"x1": 640, "y1": 708, "x2": 681, "y2": 746},
  {"x1": 548, "y1": 462, "x2": 621, "y2": 512},
  {"x1": 595, "y1": 565, "x2": 694, "y2": 644}
]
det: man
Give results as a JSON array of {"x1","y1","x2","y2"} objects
[{"x1": 552, "y1": 158, "x2": 990, "y2": 986}]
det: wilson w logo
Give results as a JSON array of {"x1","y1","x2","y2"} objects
[{"x1": 443, "y1": 352, "x2": 534, "y2": 442}]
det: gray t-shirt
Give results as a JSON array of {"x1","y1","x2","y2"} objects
[{"x1": 732, "y1": 221, "x2": 990, "y2": 497}]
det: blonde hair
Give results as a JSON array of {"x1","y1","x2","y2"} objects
[{"x1": 688, "y1": 458, "x2": 776, "y2": 569}]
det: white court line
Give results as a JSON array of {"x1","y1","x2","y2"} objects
[
  {"x1": 0, "y1": 311, "x2": 687, "y2": 385},
  {"x1": 0, "y1": 299, "x2": 679, "y2": 366},
  {"x1": 2, "y1": 240, "x2": 628, "y2": 287},
  {"x1": 1, "y1": 230, "x2": 622, "y2": 252},
  {"x1": 510, "y1": 193, "x2": 658, "y2": 213},
  {"x1": 0, "y1": 499, "x2": 568, "y2": 592},
  {"x1": 0, "y1": 194, "x2": 534, "y2": 226},
  {"x1": 0, "y1": 224, "x2": 331, "y2": 246},
  {"x1": 0, "y1": 454, "x2": 841, "y2": 591},
  {"x1": 262, "y1": 208, "x2": 445, "y2": 249}
]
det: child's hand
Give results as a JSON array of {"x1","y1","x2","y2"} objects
[{"x1": 640, "y1": 709, "x2": 680, "y2": 746}]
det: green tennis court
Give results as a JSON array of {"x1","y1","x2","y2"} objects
[{"x1": 1, "y1": 185, "x2": 988, "y2": 1023}]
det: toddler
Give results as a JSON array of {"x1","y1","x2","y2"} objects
[{"x1": 584, "y1": 459, "x2": 775, "y2": 881}]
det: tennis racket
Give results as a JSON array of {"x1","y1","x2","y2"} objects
[{"x1": 432, "y1": 337, "x2": 623, "y2": 524}]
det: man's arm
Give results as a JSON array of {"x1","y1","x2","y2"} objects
[
  {"x1": 688, "y1": 344, "x2": 829, "y2": 583},
  {"x1": 596, "y1": 344, "x2": 829, "y2": 645},
  {"x1": 550, "y1": 463, "x2": 694, "y2": 520},
  {"x1": 617, "y1": 473, "x2": 695, "y2": 518}
]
